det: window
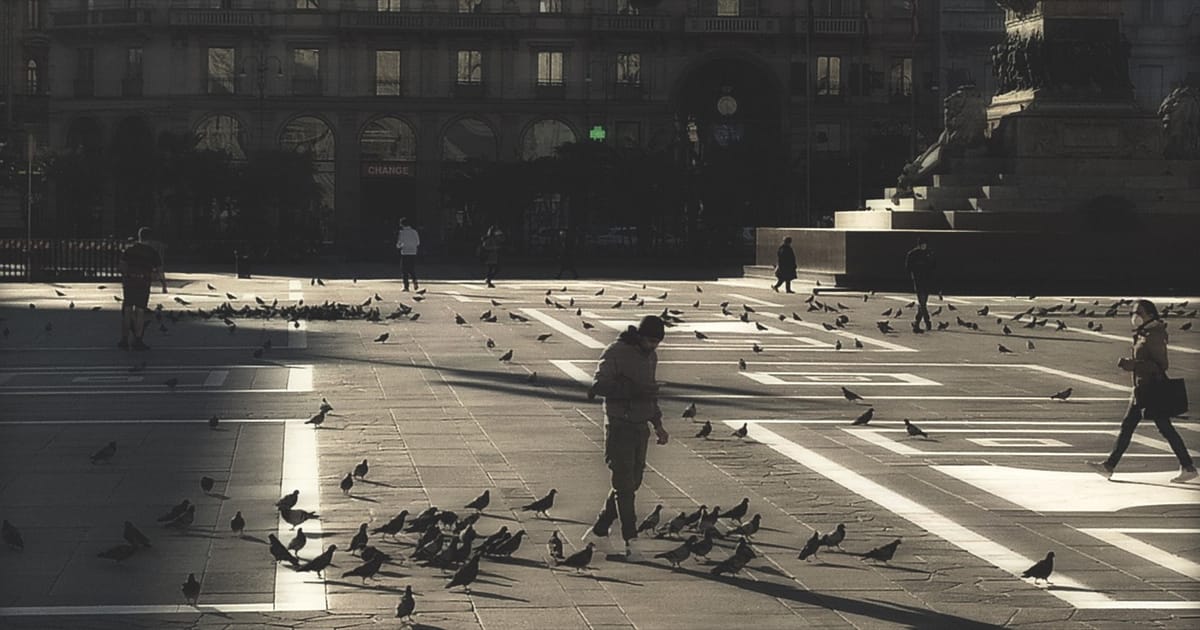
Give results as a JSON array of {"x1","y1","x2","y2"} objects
[
  {"x1": 27, "y1": 0, "x2": 41, "y2": 29},
  {"x1": 717, "y1": 0, "x2": 739, "y2": 17},
  {"x1": 1141, "y1": 0, "x2": 1165, "y2": 23},
  {"x1": 457, "y1": 50, "x2": 482, "y2": 84},
  {"x1": 813, "y1": 0, "x2": 861, "y2": 16},
  {"x1": 616, "y1": 0, "x2": 638, "y2": 15},
  {"x1": 889, "y1": 57, "x2": 912, "y2": 96},
  {"x1": 815, "y1": 123, "x2": 842, "y2": 152},
  {"x1": 458, "y1": 0, "x2": 482, "y2": 12},
  {"x1": 126, "y1": 47, "x2": 143, "y2": 78},
  {"x1": 195, "y1": 114, "x2": 245, "y2": 160},
  {"x1": 616, "y1": 53, "x2": 640, "y2": 85},
  {"x1": 295, "y1": 0, "x2": 319, "y2": 9},
  {"x1": 537, "y1": 51, "x2": 564, "y2": 86},
  {"x1": 816, "y1": 56, "x2": 841, "y2": 96},
  {"x1": 25, "y1": 60, "x2": 38, "y2": 94},
  {"x1": 375, "y1": 50, "x2": 401, "y2": 96},
  {"x1": 293, "y1": 48, "x2": 321, "y2": 95},
  {"x1": 377, "y1": 0, "x2": 402, "y2": 9},
  {"x1": 207, "y1": 47, "x2": 235, "y2": 94},
  {"x1": 539, "y1": 0, "x2": 562, "y2": 13}
]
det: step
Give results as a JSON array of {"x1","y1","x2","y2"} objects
[
  {"x1": 864, "y1": 197, "x2": 935, "y2": 211},
  {"x1": 980, "y1": 184, "x2": 1200, "y2": 202},
  {"x1": 995, "y1": 173, "x2": 1193, "y2": 190},
  {"x1": 968, "y1": 197, "x2": 1199, "y2": 213},
  {"x1": 834, "y1": 210, "x2": 950, "y2": 230},
  {"x1": 933, "y1": 173, "x2": 1000, "y2": 187},
  {"x1": 884, "y1": 185, "x2": 983, "y2": 200}
]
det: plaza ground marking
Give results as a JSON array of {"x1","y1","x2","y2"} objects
[
  {"x1": 202, "y1": 370, "x2": 229, "y2": 387},
  {"x1": 844, "y1": 428, "x2": 1173, "y2": 457},
  {"x1": 932, "y1": 465, "x2": 1200, "y2": 513},
  {"x1": 732, "y1": 421, "x2": 1198, "y2": 609},
  {"x1": 965, "y1": 437, "x2": 1071, "y2": 448},
  {"x1": 766, "y1": 317, "x2": 919, "y2": 352},
  {"x1": 0, "y1": 417, "x2": 312, "y2": 425},
  {"x1": 1074, "y1": 529, "x2": 1200, "y2": 581},
  {"x1": 0, "y1": 365, "x2": 314, "y2": 395},
  {"x1": 286, "y1": 365, "x2": 313, "y2": 392},
  {"x1": 286, "y1": 280, "x2": 307, "y2": 349},
  {"x1": 518, "y1": 308, "x2": 605, "y2": 349},
  {"x1": 274, "y1": 418, "x2": 327, "y2": 611},
  {"x1": 741, "y1": 371, "x2": 942, "y2": 386},
  {"x1": 725, "y1": 292, "x2": 782, "y2": 307},
  {"x1": 0, "y1": 603, "x2": 293, "y2": 617}
]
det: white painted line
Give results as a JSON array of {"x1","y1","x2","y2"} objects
[
  {"x1": 934, "y1": 465, "x2": 1200, "y2": 512},
  {"x1": 735, "y1": 421, "x2": 1198, "y2": 609},
  {"x1": 0, "y1": 345, "x2": 293, "y2": 352},
  {"x1": 276, "y1": 418, "x2": 326, "y2": 610},
  {"x1": 1075, "y1": 529, "x2": 1200, "y2": 580},
  {"x1": 286, "y1": 365, "x2": 313, "y2": 392},
  {"x1": 988, "y1": 309, "x2": 1200, "y2": 355},
  {"x1": 966, "y1": 438, "x2": 1071, "y2": 448},
  {"x1": 725, "y1": 293, "x2": 783, "y2": 307},
  {"x1": 518, "y1": 308, "x2": 606, "y2": 349},
  {"x1": 691, "y1": 395, "x2": 1129, "y2": 401},
  {"x1": 728, "y1": 419, "x2": 1138, "y2": 426},
  {"x1": 770, "y1": 316, "x2": 919, "y2": 352},
  {"x1": 550, "y1": 359, "x2": 593, "y2": 384},
  {"x1": 1095, "y1": 529, "x2": 1200, "y2": 534},
  {"x1": 70, "y1": 376, "x2": 145, "y2": 384},
  {"x1": 442, "y1": 290, "x2": 475, "y2": 303},
  {"x1": 1, "y1": 388, "x2": 304, "y2": 396},
  {"x1": 203, "y1": 370, "x2": 229, "y2": 388},
  {"x1": 0, "y1": 418, "x2": 309, "y2": 425},
  {"x1": 0, "y1": 364, "x2": 274, "y2": 372},
  {"x1": 1022, "y1": 365, "x2": 1133, "y2": 392},
  {"x1": 0, "y1": 603, "x2": 318, "y2": 617},
  {"x1": 842, "y1": 427, "x2": 922, "y2": 454},
  {"x1": 742, "y1": 372, "x2": 942, "y2": 386},
  {"x1": 845, "y1": 428, "x2": 1169, "y2": 457}
]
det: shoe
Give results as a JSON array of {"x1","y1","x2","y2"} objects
[
  {"x1": 487, "y1": 282, "x2": 495, "y2": 288},
  {"x1": 1170, "y1": 468, "x2": 1198, "y2": 483},
  {"x1": 117, "y1": 339, "x2": 129, "y2": 350},
  {"x1": 1086, "y1": 461, "x2": 1114, "y2": 479},
  {"x1": 624, "y1": 538, "x2": 646, "y2": 562},
  {"x1": 132, "y1": 339, "x2": 150, "y2": 351},
  {"x1": 402, "y1": 287, "x2": 409, "y2": 292},
  {"x1": 771, "y1": 285, "x2": 779, "y2": 293},
  {"x1": 911, "y1": 324, "x2": 924, "y2": 334},
  {"x1": 786, "y1": 290, "x2": 796, "y2": 294}
]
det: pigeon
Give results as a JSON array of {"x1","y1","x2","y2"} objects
[
  {"x1": 1022, "y1": 551, "x2": 1055, "y2": 584},
  {"x1": 738, "y1": 358, "x2": 747, "y2": 370},
  {"x1": 521, "y1": 489, "x2": 557, "y2": 517},
  {"x1": 340, "y1": 473, "x2": 354, "y2": 495},
  {"x1": 1002, "y1": 325, "x2": 1012, "y2": 335},
  {"x1": 486, "y1": 338, "x2": 495, "y2": 349},
  {"x1": 904, "y1": 419, "x2": 929, "y2": 439},
  {"x1": 1182, "y1": 322, "x2": 1194, "y2": 331},
  {"x1": 498, "y1": 349, "x2": 513, "y2": 362},
  {"x1": 373, "y1": 332, "x2": 389, "y2": 343},
  {"x1": 372, "y1": 511, "x2": 409, "y2": 538},
  {"x1": 661, "y1": 511, "x2": 690, "y2": 538},
  {"x1": 208, "y1": 415, "x2": 220, "y2": 429},
  {"x1": 396, "y1": 584, "x2": 415, "y2": 621},
  {"x1": 526, "y1": 371, "x2": 538, "y2": 384},
  {"x1": 728, "y1": 514, "x2": 762, "y2": 538},
  {"x1": 305, "y1": 411, "x2": 326, "y2": 427},
  {"x1": 881, "y1": 308, "x2": 893, "y2": 317},
  {"x1": 156, "y1": 500, "x2": 191, "y2": 523},
  {"x1": 978, "y1": 306, "x2": 990, "y2": 316},
  {"x1": 230, "y1": 511, "x2": 245, "y2": 537},
  {"x1": 181, "y1": 573, "x2": 201, "y2": 606},
  {"x1": 441, "y1": 551, "x2": 480, "y2": 591},
  {"x1": 854, "y1": 338, "x2": 864, "y2": 349},
  {"x1": 680, "y1": 505, "x2": 706, "y2": 530},
  {"x1": 998, "y1": 344, "x2": 1014, "y2": 354},
  {"x1": 487, "y1": 529, "x2": 526, "y2": 558},
  {"x1": 96, "y1": 544, "x2": 137, "y2": 562},
  {"x1": 342, "y1": 554, "x2": 384, "y2": 583},
  {"x1": 1027, "y1": 340, "x2": 1036, "y2": 350},
  {"x1": 682, "y1": 402, "x2": 697, "y2": 418},
  {"x1": 275, "y1": 490, "x2": 300, "y2": 510},
  {"x1": 319, "y1": 397, "x2": 334, "y2": 413},
  {"x1": 835, "y1": 340, "x2": 842, "y2": 350},
  {"x1": 90, "y1": 441, "x2": 118, "y2": 464},
  {"x1": 610, "y1": 300, "x2": 623, "y2": 309},
  {"x1": 536, "y1": 333, "x2": 553, "y2": 342},
  {"x1": 583, "y1": 321, "x2": 595, "y2": 330},
  {"x1": 752, "y1": 343, "x2": 763, "y2": 353},
  {"x1": 594, "y1": 288, "x2": 604, "y2": 296},
  {"x1": 819, "y1": 524, "x2": 846, "y2": 550},
  {"x1": 710, "y1": 551, "x2": 751, "y2": 576},
  {"x1": 349, "y1": 523, "x2": 369, "y2": 555},
  {"x1": 560, "y1": 542, "x2": 595, "y2": 572},
  {"x1": 723, "y1": 498, "x2": 750, "y2": 523},
  {"x1": 637, "y1": 505, "x2": 664, "y2": 535},
  {"x1": 694, "y1": 420, "x2": 712, "y2": 439},
  {"x1": 2, "y1": 520, "x2": 25, "y2": 550},
  {"x1": 165, "y1": 505, "x2": 196, "y2": 529},
  {"x1": 123, "y1": 521, "x2": 151, "y2": 548},
  {"x1": 509, "y1": 313, "x2": 529, "y2": 322},
  {"x1": 655, "y1": 536, "x2": 697, "y2": 568},
  {"x1": 798, "y1": 531, "x2": 821, "y2": 561},
  {"x1": 841, "y1": 387, "x2": 865, "y2": 402},
  {"x1": 694, "y1": 330, "x2": 708, "y2": 340},
  {"x1": 851, "y1": 408, "x2": 874, "y2": 426},
  {"x1": 454, "y1": 313, "x2": 467, "y2": 325},
  {"x1": 937, "y1": 321, "x2": 950, "y2": 330},
  {"x1": 877, "y1": 321, "x2": 894, "y2": 333},
  {"x1": 352, "y1": 459, "x2": 369, "y2": 479},
  {"x1": 465, "y1": 489, "x2": 490, "y2": 512},
  {"x1": 280, "y1": 508, "x2": 319, "y2": 530},
  {"x1": 547, "y1": 530, "x2": 565, "y2": 561},
  {"x1": 1050, "y1": 387, "x2": 1072, "y2": 401},
  {"x1": 731, "y1": 423, "x2": 748, "y2": 439},
  {"x1": 861, "y1": 538, "x2": 901, "y2": 563},
  {"x1": 200, "y1": 476, "x2": 215, "y2": 495},
  {"x1": 756, "y1": 322, "x2": 769, "y2": 332},
  {"x1": 298, "y1": 544, "x2": 337, "y2": 578}
]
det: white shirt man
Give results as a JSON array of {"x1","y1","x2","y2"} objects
[{"x1": 396, "y1": 222, "x2": 421, "y2": 291}]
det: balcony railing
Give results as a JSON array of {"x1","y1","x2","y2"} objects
[
  {"x1": 207, "y1": 77, "x2": 236, "y2": 95},
  {"x1": 168, "y1": 9, "x2": 270, "y2": 28},
  {"x1": 684, "y1": 16, "x2": 781, "y2": 34},
  {"x1": 291, "y1": 78, "x2": 322, "y2": 96},
  {"x1": 122, "y1": 76, "x2": 144, "y2": 97},
  {"x1": 73, "y1": 78, "x2": 93, "y2": 98},
  {"x1": 941, "y1": 11, "x2": 1004, "y2": 33},
  {"x1": 453, "y1": 82, "x2": 486, "y2": 99},
  {"x1": 341, "y1": 11, "x2": 513, "y2": 31},
  {"x1": 374, "y1": 80, "x2": 403, "y2": 97},
  {"x1": 612, "y1": 82, "x2": 644, "y2": 101},
  {"x1": 535, "y1": 83, "x2": 566, "y2": 100},
  {"x1": 50, "y1": 8, "x2": 152, "y2": 29},
  {"x1": 795, "y1": 17, "x2": 863, "y2": 35},
  {"x1": 591, "y1": 14, "x2": 671, "y2": 32}
]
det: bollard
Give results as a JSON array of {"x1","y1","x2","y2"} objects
[{"x1": 234, "y1": 250, "x2": 251, "y2": 279}]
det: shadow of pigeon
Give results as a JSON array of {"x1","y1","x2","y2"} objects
[
  {"x1": 356, "y1": 479, "x2": 397, "y2": 488},
  {"x1": 206, "y1": 493, "x2": 231, "y2": 501},
  {"x1": 1046, "y1": 584, "x2": 1114, "y2": 594},
  {"x1": 240, "y1": 535, "x2": 268, "y2": 545},
  {"x1": 322, "y1": 580, "x2": 406, "y2": 593},
  {"x1": 469, "y1": 591, "x2": 529, "y2": 603},
  {"x1": 349, "y1": 495, "x2": 380, "y2": 504}
]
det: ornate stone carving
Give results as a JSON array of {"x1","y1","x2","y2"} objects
[
  {"x1": 991, "y1": 32, "x2": 1130, "y2": 97},
  {"x1": 891, "y1": 86, "x2": 987, "y2": 203},
  {"x1": 1158, "y1": 86, "x2": 1200, "y2": 159},
  {"x1": 994, "y1": 0, "x2": 1039, "y2": 16}
]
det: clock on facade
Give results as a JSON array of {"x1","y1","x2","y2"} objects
[{"x1": 717, "y1": 95, "x2": 738, "y2": 116}]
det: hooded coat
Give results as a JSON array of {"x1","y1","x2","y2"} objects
[{"x1": 589, "y1": 328, "x2": 662, "y2": 425}]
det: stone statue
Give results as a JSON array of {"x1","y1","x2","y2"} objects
[
  {"x1": 891, "y1": 86, "x2": 988, "y2": 203},
  {"x1": 994, "y1": 0, "x2": 1038, "y2": 16},
  {"x1": 1158, "y1": 86, "x2": 1200, "y2": 159}
]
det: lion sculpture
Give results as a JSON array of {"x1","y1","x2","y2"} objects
[
  {"x1": 891, "y1": 85, "x2": 987, "y2": 203},
  {"x1": 1158, "y1": 86, "x2": 1200, "y2": 160}
]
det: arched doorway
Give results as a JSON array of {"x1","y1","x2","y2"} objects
[
  {"x1": 279, "y1": 115, "x2": 335, "y2": 242},
  {"x1": 359, "y1": 115, "x2": 417, "y2": 257},
  {"x1": 672, "y1": 55, "x2": 784, "y2": 234},
  {"x1": 520, "y1": 118, "x2": 576, "y2": 161},
  {"x1": 440, "y1": 117, "x2": 498, "y2": 252},
  {"x1": 195, "y1": 114, "x2": 246, "y2": 160},
  {"x1": 54, "y1": 117, "x2": 106, "y2": 236}
]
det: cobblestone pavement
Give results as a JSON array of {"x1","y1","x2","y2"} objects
[{"x1": 1, "y1": 272, "x2": 1197, "y2": 629}]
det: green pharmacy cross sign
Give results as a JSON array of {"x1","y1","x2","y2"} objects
[{"x1": 588, "y1": 125, "x2": 606, "y2": 141}]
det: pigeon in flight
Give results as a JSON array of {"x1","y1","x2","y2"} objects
[
  {"x1": 123, "y1": 521, "x2": 151, "y2": 548},
  {"x1": 1022, "y1": 551, "x2": 1055, "y2": 584},
  {"x1": 560, "y1": 543, "x2": 595, "y2": 572},
  {"x1": 851, "y1": 408, "x2": 874, "y2": 426},
  {"x1": 2, "y1": 520, "x2": 24, "y2": 550},
  {"x1": 842, "y1": 387, "x2": 865, "y2": 403},
  {"x1": 90, "y1": 441, "x2": 118, "y2": 464},
  {"x1": 861, "y1": 538, "x2": 901, "y2": 563},
  {"x1": 682, "y1": 402, "x2": 697, "y2": 418},
  {"x1": 694, "y1": 420, "x2": 712, "y2": 439},
  {"x1": 498, "y1": 349, "x2": 513, "y2": 362},
  {"x1": 181, "y1": 573, "x2": 201, "y2": 606},
  {"x1": 298, "y1": 544, "x2": 337, "y2": 578},
  {"x1": 521, "y1": 489, "x2": 557, "y2": 518},
  {"x1": 1050, "y1": 387, "x2": 1072, "y2": 401},
  {"x1": 904, "y1": 419, "x2": 929, "y2": 439},
  {"x1": 731, "y1": 423, "x2": 748, "y2": 439},
  {"x1": 798, "y1": 531, "x2": 822, "y2": 561},
  {"x1": 465, "y1": 489, "x2": 490, "y2": 513},
  {"x1": 353, "y1": 459, "x2": 369, "y2": 479},
  {"x1": 655, "y1": 536, "x2": 697, "y2": 569}
]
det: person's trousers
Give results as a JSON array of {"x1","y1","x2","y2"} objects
[
  {"x1": 604, "y1": 421, "x2": 650, "y2": 542},
  {"x1": 1106, "y1": 395, "x2": 1194, "y2": 469},
  {"x1": 913, "y1": 281, "x2": 932, "y2": 329},
  {"x1": 485, "y1": 263, "x2": 498, "y2": 284},
  {"x1": 400, "y1": 255, "x2": 418, "y2": 289}
]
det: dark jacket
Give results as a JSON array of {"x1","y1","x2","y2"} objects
[
  {"x1": 589, "y1": 328, "x2": 662, "y2": 425},
  {"x1": 905, "y1": 246, "x2": 935, "y2": 282},
  {"x1": 1128, "y1": 318, "x2": 1169, "y2": 389},
  {"x1": 775, "y1": 243, "x2": 797, "y2": 281}
]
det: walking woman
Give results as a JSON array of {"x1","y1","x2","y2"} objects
[
  {"x1": 1088, "y1": 299, "x2": 1196, "y2": 483},
  {"x1": 772, "y1": 236, "x2": 797, "y2": 293},
  {"x1": 479, "y1": 225, "x2": 503, "y2": 288}
]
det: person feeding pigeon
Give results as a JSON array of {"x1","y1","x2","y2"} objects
[
  {"x1": 1089, "y1": 299, "x2": 1196, "y2": 483},
  {"x1": 586, "y1": 315, "x2": 670, "y2": 561}
]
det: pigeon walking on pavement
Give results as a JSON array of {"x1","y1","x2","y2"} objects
[
  {"x1": 904, "y1": 419, "x2": 930, "y2": 439},
  {"x1": 269, "y1": 534, "x2": 299, "y2": 566},
  {"x1": 1022, "y1": 551, "x2": 1055, "y2": 585},
  {"x1": 276, "y1": 490, "x2": 300, "y2": 510},
  {"x1": 465, "y1": 489, "x2": 490, "y2": 513},
  {"x1": 396, "y1": 585, "x2": 415, "y2": 622},
  {"x1": 297, "y1": 545, "x2": 337, "y2": 578},
  {"x1": 861, "y1": 538, "x2": 902, "y2": 563},
  {"x1": 340, "y1": 472, "x2": 354, "y2": 495},
  {"x1": 654, "y1": 536, "x2": 697, "y2": 569},
  {"x1": 280, "y1": 508, "x2": 320, "y2": 530},
  {"x1": 123, "y1": 521, "x2": 151, "y2": 548},
  {"x1": 851, "y1": 408, "x2": 874, "y2": 426},
  {"x1": 90, "y1": 441, "x2": 118, "y2": 464},
  {"x1": 342, "y1": 555, "x2": 384, "y2": 583},
  {"x1": 731, "y1": 423, "x2": 749, "y2": 440},
  {"x1": 445, "y1": 552, "x2": 482, "y2": 591},
  {"x1": 353, "y1": 459, "x2": 369, "y2": 479},
  {"x1": 820, "y1": 524, "x2": 847, "y2": 551},
  {"x1": 798, "y1": 531, "x2": 822, "y2": 561},
  {"x1": 842, "y1": 387, "x2": 865, "y2": 402},
  {"x1": 520, "y1": 489, "x2": 557, "y2": 518},
  {"x1": 682, "y1": 402, "x2": 697, "y2": 418},
  {"x1": 181, "y1": 573, "x2": 201, "y2": 606},
  {"x1": 1050, "y1": 388, "x2": 1072, "y2": 401},
  {"x1": 230, "y1": 512, "x2": 245, "y2": 537},
  {"x1": 694, "y1": 420, "x2": 712, "y2": 439},
  {"x1": 559, "y1": 542, "x2": 596, "y2": 573},
  {"x1": 372, "y1": 511, "x2": 409, "y2": 539},
  {"x1": 547, "y1": 531, "x2": 565, "y2": 561}
]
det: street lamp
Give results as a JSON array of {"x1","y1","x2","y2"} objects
[{"x1": 237, "y1": 53, "x2": 284, "y2": 151}]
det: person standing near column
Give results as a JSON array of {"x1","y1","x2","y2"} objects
[
  {"x1": 396, "y1": 218, "x2": 420, "y2": 291},
  {"x1": 904, "y1": 237, "x2": 935, "y2": 333},
  {"x1": 585, "y1": 315, "x2": 670, "y2": 561},
  {"x1": 1089, "y1": 299, "x2": 1196, "y2": 483}
]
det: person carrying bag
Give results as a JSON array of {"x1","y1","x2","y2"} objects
[{"x1": 1088, "y1": 299, "x2": 1196, "y2": 483}]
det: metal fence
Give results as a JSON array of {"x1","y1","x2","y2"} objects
[{"x1": 0, "y1": 239, "x2": 125, "y2": 282}]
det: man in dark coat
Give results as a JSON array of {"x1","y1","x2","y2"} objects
[
  {"x1": 904, "y1": 237, "x2": 935, "y2": 332},
  {"x1": 772, "y1": 237, "x2": 797, "y2": 293},
  {"x1": 119, "y1": 227, "x2": 163, "y2": 350}
]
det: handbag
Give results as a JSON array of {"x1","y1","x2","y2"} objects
[{"x1": 1134, "y1": 360, "x2": 1188, "y2": 418}]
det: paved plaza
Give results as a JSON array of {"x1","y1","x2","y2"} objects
[{"x1": 0, "y1": 272, "x2": 1197, "y2": 629}]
